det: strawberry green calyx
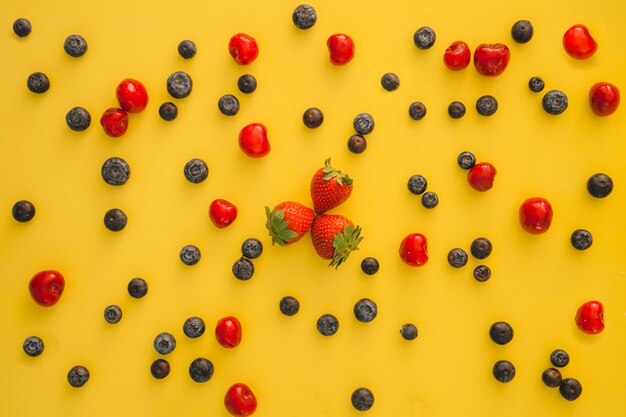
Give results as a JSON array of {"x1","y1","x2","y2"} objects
[
  {"x1": 265, "y1": 206, "x2": 298, "y2": 246},
  {"x1": 322, "y1": 158, "x2": 353, "y2": 187},
  {"x1": 330, "y1": 224, "x2": 363, "y2": 268}
]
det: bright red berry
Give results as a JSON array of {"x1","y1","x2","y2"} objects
[
  {"x1": 238, "y1": 123, "x2": 270, "y2": 157},
  {"x1": 575, "y1": 300, "x2": 604, "y2": 334},
  {"x1": 265, "y1": 201, "x2": 315, "y2": 246},
  {"x1": 215, "y1": 316, "x2": 242, "y2": 348},
  {"x1": 100, "y1": 108, "x2": 128, "y2": 137},
  {"x1": 225, "y1": 383, "x2": 257, "y2": 417},
  {"x1": 473, "y1": 44, "x2": 510, "y2": 76},
  {"x1": 589, "y1": 82, "x2": 620, "y2": 116},
  {"x1": 29, "y1": 270, "x2": 65, "y2": 307},
  {"x1": 229, "y1": 33, "x2": 259, "y2": 65},
  {"x1": 444, "y1": 41, "x2": 471, "y2": 70},
  {"x1": 519, "y1": 197, "x2": 553, "y2": 234},
  {"x1": 310, "y1": 158, "x2": 353, "y2": 214},
  {"x1": 467, "y1": 162, "x2": 497, "y2": 191},
  {"x1": 209, "y1": 199, "x2": 238, "y2": 228},
  {"x1": 311, "y1": 214, "x2": 362, "y2": 268},
  {"x1": 399, "y1": 233, "x2": 428, "y2": 267},
  {"x1": 116, "y1": 79, "x2": 148, "y2": 113},
  {"x1": 327, "y1": 33, "x2": 355, "y2": 65},
  {"x1": 563, "y1": 24, "x2": 597, "y2": 59}
]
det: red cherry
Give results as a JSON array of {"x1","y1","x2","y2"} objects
[
  {"x1": 29, "y1": 270, "x2": 65, "y2": 307},
  {"x1": 563, "y1": 24, "x2": 597, "y2": 59},
  {"x1": 100, "y1": 108, "x2": 128, "y2": 137},
  {"x1": 327, "y1": 33, "x2": 355, "y2": 65},
  {"x1": 116, "y1": 79, "x2": 148, "y2": 113},
  {"x1": 575, "y1": 300, "x2": 604, "y2": 334},
  {"x1": 473, "y1": 43, "x2": 510, "y2": 76},
  {"x1": 215, "y1": 316, "x2": 242, "y2": 348},
  {"x1": 229, "y1": 33, "x2": 259, "y2": 65},
  {"x1": 519, "y1": 197, "x2": 553, "y2": 234},
  {"x1": 467, "y1": 162, "x2": 497, "y2": 191},
  {"x1": 238, "y1": 123, "x2": 270, "y2": 157},
  {"x1": 209, "y1": 199, "x2": 238, "y2": 228},
  {"x1": 225, "y1": 383, "x2": 257, "y2": 417},
  {"x1": 443, "y1": 41, "x2": 471, "y2": 70},
  {"x1": 589, "y1": 82, "x2": 620, "y2": 116},
  {"x1": 399, "y1": 233, "x2": 428, "y2": 267}
]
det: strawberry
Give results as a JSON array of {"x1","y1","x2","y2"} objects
[
  {"x1": 265, "y1": 201, "x2": 315, "y2": 246},
  {"x1": 311, "y1": 214, "x2": 363, "y2": 268},
  {"x1": 310, "y1": 158, "x2": 353, "y2": 214}
]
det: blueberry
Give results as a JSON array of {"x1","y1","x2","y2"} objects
[
  {"x1": 476, "y1": 95, "x2": 498, "y2": 116},
  {"x1": 23, "y1": 336, "x2": 44, "y2": 357},
  {"x1": 241, "y1": 238, "x2": 263, "y2": 259},
  {"x1": 104, "y1": 305, "x2": 122, "y2": 324},
  {"x1": 380, "y1": 72, "x2": 400, "y2": 91},
  {"x1": 351, "y1": 387, "x2": 375, "y2": 411},
  {"x1": 457, "y1": 151, "x2": 476, "y2": 170},
  {"x1": 470, "y1": 237, "x2": 492, "y2": 259},
  {"x1": 447, "y1": 248, "x2": 468, "y2": 268},
  {"x1": 159, "y1": 102, "x2": 178, "y2": 121},
  {"x1": 67, "y1": 365, "x2": 90, "y2": 388},
  {"x1": 413, "y1": 26, "x2": 436, "y2": 49},
  {"x1": 218, "y1": 94, "x2": 240, "y2": 116},
  {"x1": 587, "y1": 173, "x2": 613, "y2": 198},
  {"x1": 237, "y1": 74, "x2": 257, "y2": 94},
  {"x1": 542, "y1": 90, "x2": 568, "y2": 115},
  {"x1": 232, "y1": 257, "x2": 254, "y2": 280},
  {"x1": 489, "y1": 321, "x2": 514, "y2": 345},
  {"x1": 180, "y1": 245, "x2": 201, "y2": 266},
  {"x1": 104, "y1": 208, "x2": 127, "y2": 232},
  {"x1": 101, "y1": 157, "x2": 130, "y2": 186},
  {"x1": 13, "y1": 18, "x2": 32, "y2": 37},
  {"x1": 347, "y1": 134, "x2": 367, "y2": 154},
  {"x1": 66, "y1": 107, "x2": 91, "y2": 131},
  {"x1": 167, "y1": 71, "x2": 193, "y2": 99},
  {"x1": 542, "y1": 368, "x2": 562, "y2": 388},
  {"x1": 528, "y1": 76, "x2": 545, "y2": 93},
  {"x1": 183, "y1": 158, "x2": 208, "y2": 183},
  {"x1": 408, "y1": 101, "x2": 427, "y2": 120},
  {"x1": 407, "y1": 174, "x2": 427, "y2": 195},
  {"x1": 153, "y1": 332, "x2": 176, "y2": 355},
  {"x1": 421, "y1": 191, "x2": 439, "y2": 209},
  {"x1": 360, "y1": 257, "x2": 379, "y2": 275},
  {"x1": 63, "y1": 34, "x2": 88, "y2": 57},
  {"x1": 292, "y1": 4, "x2": 317, "y2": 29},
  {"x1": 400, "y1": 323, "x2": 418, "y2": 340},
  {"x1": 128, "y1": 277, "x2": 148, "y2": 298},
  {"x1": 511, "y1": 20, "x2": 534, "y2": 43},
  {"x1": 317, "y1": 313, "x2": 339, "y2": 336},
  {"x1": 550, "y1": 349, "x2": 570, "y2": 368},
  {"x1": 279, "y1": 296, "x2": 300, "y2": 316},
  {"x1": 183, "y1": 316, "x2": 206, "y2": 338},
  {"x1": 12, "y1": 200, "x2": 35, "y2": 222},
  {"x1": 27, "y1": 72, "x2": 50, "y2": 94},
  {"x1": 303, "y1": 107, "x2": 324, "y2": 128},
  {"x1": 492, "y1": 360, "x2": 516, "y2": 383},
  {"x1": 448, "y1": 101, "x2": 466, "y2": 119},
  {"x1": 473, "y1": 265, "x2": 491, "y2": 282},
  {"x1": 570, "y1": 229, "x2": 593, "y2": 250},
  {"x1": 559, "y1": 378, "x2": 582, "y2": 401},
  {"x1": 353, "y1": 113, "x2": 375, "y2": 135},
  {"x1": 150, "y1": 359, "x2": 170, "y2": 379},
  {"x1": 353, "y1": 298, "x2": 377, "y2": 323},
  {"x1": 178, "y1": 40, "x2": 197, "y2": 59},
  {"x1": 189, "y1": 358, "x2": 214, "y2": 383}
]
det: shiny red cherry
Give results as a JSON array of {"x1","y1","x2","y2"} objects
[
  {"x1": 575, "y1": 300, "x2": 604, "y2": 334},
  {"x1": 467, "y1": 162, "x2": 497, "y2": 191},
  {"x1": 519, "y1": 197, "x2": 553, "y2": 234},
  {"x1": 473, "y1": 43, "x2": 510, "y2": 76},
  {"x1": 563, "y1": 24, "x2": 597, "y2": 59},
  {"x1": 225, "y1": 383, "x2": 257, "y2": 416},
  {"x1": 238, "y1": 123, "x2": 270, "y2": 157},
  {"x1": 29, "y1": 270, "x2": 65, "y2": 306},
  {"x1": 399, "y1": 233, "x2": 428, "y2": 267},
  {"x1": 229, "y1": 33, "x2": 259, "y2": 65},
  {"x1": 444, "y1": 41, "x2": 471, "y2": 70},
  {"x1": 116, "y1": 79, "x2": 148, "y2": 113},
  {"x1": 327, "y1": 33, "x2": 355, "y2": 65},
  {"x1": 100, "y1": 108, "x2": 128, "y2": 137},
  {"x1": 209, "y1": 199, "x2": 238, "y2": 228},
  {"x1": 589, "y1": 82, "x2": 620, "y2": 116},
  {"x1": 215, "y1": 316, "x2": 242, "y2": 348}
]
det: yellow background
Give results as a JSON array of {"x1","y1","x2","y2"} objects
[{"x1": 1, "y1": 1, "x2": 625, "y2": 416}]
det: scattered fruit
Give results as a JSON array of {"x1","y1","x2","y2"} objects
[
  {"x1": 153, "y1": 332, "x2": 176, "y2": 355},
  {"x1": 100, "y1": 108, "x2": 128, "y2": 137},
  {"x1": 12, "y1": 200, "x2": 36, "y2": 222},
  {"x1": 587, "y1": 173, "x2": 613, "y2": 198},
  {"x1": 238, "y1": 123, "x2": 270, "y2": 157},
  {"x1": 292, "y1": 4, "x2": 317, "y2": 29},
  {"x1": 237, "y1": 74, "x2": 257, "y2": 94},
  {"x1": 443, "y1": 41, "x2": 471, "y2": 70},
  {"x1": 279, "y1": 296, "x2": 300, "y2": 316},
  {"x1": 150, "y1": 359, "x2": 170, "y2": 379},
  {"x1": 489, "y1": 321, "x2": 514, "y2": 345},
  {"x1": 511, "y1": 20, "x2": 534, "y2": 43},
  {"x1": 302, "y1": 107, "x2": 324, "y2": 128},
  {"x1": 400, "y1": 323, "x2": 418, "y2": 340},
  {"x1": 360, "y1": 257, "x2": 380, "y2": 275},
  {"x1": 215, "y1": 316, "x2": 243, "y2": 348},
  {"x1": 353, "y1": 113, "x2": 375, "y2": 135},
  {"x1": 351, "y1": 387, "x2": 375, "y2": 411},
  {"x1": 116, "y1": 79, "x2": 148, "y2": 113},
  {"x1": 447, "y1": 248, "x2": 468, "y2": 268},
  {"x1": 528, "y1": 76, "x2": 545, "y2": 93},
  {"x1": 166, "y1": 71, "x2": 193, "y2": 99},
  {"x1": 158, "y1": 102, "x2": 178, "y2": 120},
  {"x1": 229, "y1": 33, "x2": 259, "y2": 65},
  {"x1": 421, "y1": 191, "x2": 439, "y2": 209},
  {"x1": 347, "y1": 134, "x2": 367, "y2": 154},
  {"x1": 473, "y1": 265, "x2": 491, "y2": 282},
  {"x1": 311, "y1": 214, "x2": 363, "y2": 268},
  {"x1": 127, "y1": 277, "x2": 148, "y2": 298},
  {"x1": 218, "y1": 94, "x2": 240, "y2": 116},
  {"x1": 27, "y1": 72, "x2": 50, "y2": 94},
  {"x1": 29, "y1": 270, "x2": 65, "y2": 307},
  {"x1": 103, "y1": 304, "x2": 122, "y2": 324},
  {"x1": 563, "y1": 24, "x2": 597, "y2": 59},
  {"x1": 570, "y1": 229, "x2": 593, "y2": 250},
  {"x1": 380, "y1": 72, "x2": 400, "y2": 91},
  {"x1": 179, "y1": 244, "x2": 201, "y2": 265},
  {"x1": 470, "y1": 237, "x2": 492, "y2": 259},
  {"x1": 467, "y1": 162, "x2": 497, "y2": 191},
  {"x1": 13, "y1": 18, "x2": 32, "y2": 37},
  {"x1": 408, "y1": 102, "x2": 427, "y2": 120},
  {"x1": 189, "y1": 357, "x2": 214, "y2": 383},
  {"x1": 542, "y1": 90, "x2": 569, "y2": 115},
  {"x1": 550, "y1": 349, "x2": 570, "y2": 367},
  {"x1": 457, "y1": 151, "x2": 476, "y2": 170},
  {"x1": 353, "y1": 298, "x2": 377, "y2": 322},
  {"x1": 65, "y1": 107, "x2": 91, "y2": 131},
  {"x1": 327, "y1": 33, "x2": 355, "y2": 65},
  {"x1": 519, "y1": 197, "x2": 553, "y2": 234},
  {"x1": 559, "y1": 378, "x2": 583, "y2": 400},
  {"x1": 317, "y1": 313, "x2": 339, "y2": 336},
  {"x1": 473, "y1": 43, "x2": 510, "y2": 76},
  {"x1": 67, "y1": 365, "x2": 90, "y2": 388},
  {"x1": 101, "y1": 157, "x2": 131, "y2": 186},
  {"x1": 63, "y1": 34, "x2": 88, "y2": 57},
  {"x1": 265, "y1": 201, "x2": 315, "y2": 246},
  {"x1": 241, "y1": 238, "x2": 263, "y2": 259},
  {"x1": 183, "y1": 158, "x2": 209, "y2": 183},
  {"x1": 103, "y1": 208, "x2": 127, "y2": 231},
  {"x1": 310, "y1": 158, "x2": 353, "y2": 214},
  {"x1": 476, "y1": 95, "x2": 498, "y2": 116},
  {"x1": 23, "y1": 336, "x2": 44, "y2": 357},
  {"x1": 183, "y1": 316, "x2": 206, "y2": 338},
  {"x1": 209, "y1": 199, "x2": 238, "y2": 228},
  {"x1": 413, "y1": 26, "x2": 436, "y2": 49},
  {"x1": 575, "y1": 300, "x2": 604, "y2": 334},
  {"x1": 407, "y1": 174, "x2": 428, "y2": 195},
  {"x1": 232, "y1": 257, "x2": 255, "y2": 281},
  {"x1": 225, "y1": 383, "x2": 257, "y2": 416},
  {"x1": 542, "y1": 368, "x2": 562, "y2": 388},
  {"x1": 448, "y1": 101, "x2": 466, "y2": 119},
  {"x1": 399, "y1": 233, "x2": 428, "y2": 267},
  {"x1": 492, "y1": 360, "x2": 516, "y2": 383},
  {"x1": 178, "y1": 40, "x2": 197, "y2": 59},
  {"x1": 589, "y1": 82, "x2": 620, "y2": 116}
]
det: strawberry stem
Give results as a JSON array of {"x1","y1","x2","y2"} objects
[
  {"x1": 329, "y1": 224, "x2": 363, "y2": 268},
  {"x1": 265, "y1": 206, "x2": 298, "y2": 246},
  {"x1": 322, "y1": 158, "x2": 353, "y2": 187}
]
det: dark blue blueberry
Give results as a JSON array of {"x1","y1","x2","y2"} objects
[
  {"x1": 473, "y1": 265, "x2": 491, "y2": 282},
  {"x1": 128, "y1": 277, "x2": 148, "y2": 298},
  {"x1": 63, "y1": 34, "x2": 88, "y2": 57},
  {"x1": 381, "y1": 72, "x2": 400, "y2": 91},
  {"x1": 528, "y1": 76, "x2": 545, "y2": 93},
  {"x1": 571, "y1": 229, "x2": 592, "y2": 250},
  {"x1": 542, "y1": 90, "x2": 568, "y2": 115},
  {"x1": 237, "y1": 74, "x2": 257, "y2": 94},
  {"x1": 360, "y1": 257, "x2": 379, "y2": 275},
  {"x1": 447, "y1": 248, "x2": 468, "y2": 268},
  {"x1": 587, "y1": 173, "x2": 613, "y2": 198},
  {"x1": 492, "y1": 360, "x2": 516, "y2": 383},
  {"x1": 550, "y1": 349, "x2": 570, "y2": 368},
  {"x1": 353, "y1": 298, "x2": 377, "y2": 323},
  {"x1": 232, "y1": 257, "x2": 254, "y2": 280},
  {"x1": 104, "y1": 305, "x2": 122, "y2": 324},
  {"x1": 23, "y1": 336, "x2": 44, "y2": 357},
  {"x1": 101, "y1": 157, "x2": 130, "y2": 186},
  {"x1": 413, "y1": 26, "x2": 436, "y2": 49},
  {"x1": 351, "y1": 387, "x2": 375, "y2": 411},
  {"x1": 457, "y1": 151, "x2": 476, "y2": 170},
  {"x1": 12, "y1": 200, "x2": 35, "y2": 222},
  {"x1": 400, "y1": 323, "x2": 418, "y2": 340},
  {"x1": 159, "y1": 102, "x2": 178, "y2": 121},
  {"x1": 476, "y1": 95, "x2": 498, "y2": 116},
  {"x1": 27, "y1": 72, "x2": 50, "y2": 94},
  {"x1": 292, "y1": 4, "x2": 317, "y2": 29},
  {"x1": 542, "y1": 368, "x2": 563, "y2": 388},
  {"x1": 559, "y1": 378, "x2": 582, "y2": 400},
  {"x1": 279, "y1": 296, "x2": 300, "y2": 316},
  {"x1": 470, "y1": 237, "x2": 492, "y2": 259},
  {"x1": 13, "y1": 18, "x2": 32, "y2": 37},
  {"x1": 448, "y1": 101, "x2": 466, "y2": 119},
  {"x1": 241, "y1": 238, "x2": 263, "y2": 259},
  {"x1": 218, "y1": 94, "x2": 240, "y2": 116},
  {"x1": 178, "y1": 40, "x2": 197, "y2": 59},
  {"x1": 489, "y1": 322, "x2": 514, "y2": 345},
  {"x1": 317, "y1": 313, "x2": 339, "y2": 336},
  {"x1": 421, "y1": 191, "x2": 439, "y2": 209},
  {"x1": 408, "y1": 101, "x2": 427, "y2": 120},
  {"x1": 67, "y1": 365, "x2": 90, "y2": 388},
  {"x1": 183, "y1": 316, "x2": 206, "y2": 338},
  {"x1": 104, "y1": 208, "x2": 127, "y2": 232},
  {"x1": 511, "y1": 20, "x2": 534, "y2": 43},
  {"x1": 183, "y1": 158, "x2": 208, "y2": 183},
  {"x1": 347, "y1": 134, "x2": 367, "y2": 154},
  {"x1": 150, "y1": 359, "x2": 170, "y2": 379},
  {"x1": 167, "y1": 71, "x2": 193, "y2": 99},
  {"x1": 153, "y1": 332, "x2": 176, "y2": 355},
  {"x1": 180, "y1": 245, "x2": 201, "y2": 265},
  {"x1": 66, "y1": 107, "x2": 91, "y2": 131},
  {"x1": 303, "y1": 107, "x2": 324, "y2": 128},
  {"x1": 189, "y1": 357, "x2": 214, "y2": 383},
  {"x1": 407, "y1": 174, "x2": 427, "y2": 195},
  {"x1": 353, "y1": 113, "x2": 375, "y2": 135}
]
